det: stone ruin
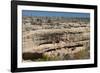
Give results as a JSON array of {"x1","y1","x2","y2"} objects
[{"x1": 22, "y1": 16, "x2": 90, "y2": 61}]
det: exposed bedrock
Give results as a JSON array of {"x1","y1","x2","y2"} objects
[{"x1": 22, "y1": 16, "x2": 90, "y2": 61}]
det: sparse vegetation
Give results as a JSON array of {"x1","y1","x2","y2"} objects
[
  {"x1": 22, "y1": 16, "x2": 90, "y2": 62},
  {"x1": 74, "y1": 49, "x2": 90, "y2": 59}
]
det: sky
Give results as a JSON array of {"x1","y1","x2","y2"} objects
[{"x1": 22, "y1": 10, "x2": 90, "y2": 18}]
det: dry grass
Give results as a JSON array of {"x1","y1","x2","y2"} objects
[{"x1": 74, "y1": 49, "x2": 90, "y2": 59}]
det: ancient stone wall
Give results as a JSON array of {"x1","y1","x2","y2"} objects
[{"x1": 22, "y1": 16, "x2": 90, "y2": 61}]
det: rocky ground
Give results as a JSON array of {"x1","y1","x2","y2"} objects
[{"x1": 22, "y1": 16, "x2": 90, "y2": 62}]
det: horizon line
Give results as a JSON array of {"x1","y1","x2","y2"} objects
[{"x1": 22, "y1": 10, "x2": 90, "y2": 18}]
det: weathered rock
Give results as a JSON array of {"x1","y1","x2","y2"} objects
[{"x1": 22, "y1": 16, "x2": 90, "y2": 61}]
